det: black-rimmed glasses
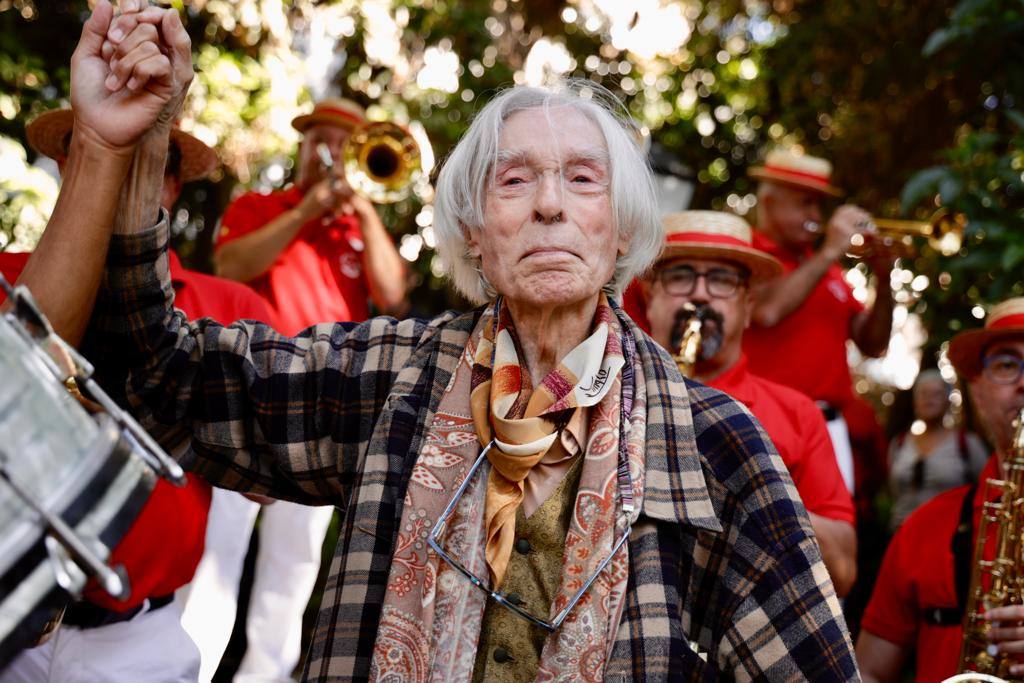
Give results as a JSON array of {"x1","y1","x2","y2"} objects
[
  {"x1": 426, "y1": 440, "x2": 632, "y2": 632},
  {"x1": 983, "y1": 353, "x2": 1024, "y2": 385},
  {"x1": 659, "y1": 265, "x2": 747, "y2": 299}
]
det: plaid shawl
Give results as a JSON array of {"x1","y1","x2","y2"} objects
[{"x1": 88, "y1": 218, "x2": 858, "y2": 682}]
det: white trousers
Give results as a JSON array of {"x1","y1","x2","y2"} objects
[
  {"x1": 825, "y1": 415, "x2": 856, "y2": 495},
  {"x1": 177, "y1": 489, "x2": 334, "y2": 683},
  {"x1": 0, "y1": 599, "x2": 199, "y2": 683}
]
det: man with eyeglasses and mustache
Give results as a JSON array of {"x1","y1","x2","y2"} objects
[
  {"x1": 857, "y1": 298, "x2": 1024, "y2": 682},
  {"x1": 625, "y1": 210, "x2": 857, "y2": 596}
]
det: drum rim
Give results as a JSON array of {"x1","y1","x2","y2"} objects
[{"x1": 0, "y1": 417, "x2": 123, "y2": 575}]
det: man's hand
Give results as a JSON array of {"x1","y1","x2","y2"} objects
[
  {"x1": 70, "y1": 0, "x2": 192, "y2": 152},
  {"x1": 296, "y1": 178, "x2": 376, "y2": 222},
  {"x1": 821, "y1": 204, "x2": 872, "y2": 261},
  {"x1": 984, "y1": 605, "x2": 1024, "y2": 675}
]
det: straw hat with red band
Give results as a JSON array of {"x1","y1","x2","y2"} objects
[
  {"x1": 291, "y1": 98, "x2": 366, "y2": 133},
  {"x1": 26, "y1": 108, "x2": 218, "y2": 183},
  {"x1": 949, "y1": 298, "x2": 1024, "y2": 379},
  {"x1": 748, "y1": 148, "x2": 844, "y2": 198},
  {"x1": 658, "y1": 210, "x2": 783, "y2": 285}
]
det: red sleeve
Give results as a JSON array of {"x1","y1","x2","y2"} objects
[
  {"x1": 0, "y1": 252, "x2": 30, "y2": 304},
  {"x1": 216, "y1": 191, "x2": 275, "y2": 249},
  {"x1": 861, "y1": 519, "x2": 921, "y2": 646},
  {"x1": 791, "y1": 398, "x2": 856, "y2": 524}
]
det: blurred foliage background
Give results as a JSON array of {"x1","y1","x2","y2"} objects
[{"x1": 1, "y1": 0, "x2": 1021, "y2": 364}]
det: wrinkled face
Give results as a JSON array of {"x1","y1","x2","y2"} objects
[
  {"x1": 913, "y1": 376, "x2": 950, "y2": 422},
  {"x1": 761, "y1": 182, "x2": 823, "y2": 250},
  {"x1": 644, "y1": 256, "x2": 750, "y2": 362},
  {"x1": 297, "y1": 123, "x2": 351, "y2": 189},
  {"x1": 468, "y1": 107, "x2": 623, "y2": 310},
  {"x1": 969, "y1": 339, "x2": 1024, "y2": 454}
]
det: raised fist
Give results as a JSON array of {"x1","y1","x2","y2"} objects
[{"x1": 70, "y1": 0, "x2": 193, "y2": 151}]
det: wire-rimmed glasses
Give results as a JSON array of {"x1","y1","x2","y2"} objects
[{"x1": 426, "y1": 440, "x2": 632, "y2": 632}]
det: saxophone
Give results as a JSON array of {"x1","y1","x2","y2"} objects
[
  {"x1": 958, "y1": 407, "x2": 1024, "y2": 681},
  {"x1": 671, "y1": 304, "x2": 705, "y2": 378}
]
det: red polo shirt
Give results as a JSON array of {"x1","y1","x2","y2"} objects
[
  {"x1": 0, "y1": 250, "x2": 274, "y2": 611},
  {"x1": 742, "y1": 231, "x2": 864, "y2": 409},
  {"x1": 709, "y1": 354, "x2": 855, "y2": 524},
  {"x1": 216, "y1": 186, "x2": 370, "y2": 335},
  {"x1": 861, "y1": 455, "x2": 1000, "y2": 682}
]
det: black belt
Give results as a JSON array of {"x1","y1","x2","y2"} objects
[
  {"x1": 816, "y1": 402, "x2": 841, "y2": 422},
  {"x1": 62, "y1": 594, "x2": 174, "y2": 630}
]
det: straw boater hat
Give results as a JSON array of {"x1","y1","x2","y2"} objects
[
  {"x1": 659, "y1": 211, "x2": 784, "y2": 284},
  {"x1": 25, "y1": 108, "x2": 218, "y2": 182},
  {"x1": 948, "y1": 298, "x2": 1024, "y2": 379},
  {"x1": 291, "y1": 98, "x2": 366, "y2": 133},
  {"x1": 748, "y1": 148, "x2": 843, "y2": 198}
]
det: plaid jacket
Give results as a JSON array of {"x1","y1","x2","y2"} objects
[{"x1": 89, "y1": 220, "x2": 858, "y2": 682}]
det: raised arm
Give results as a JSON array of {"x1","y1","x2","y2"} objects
[
  {"x1": 752, "y1": 205, "x2": 866, "y2": 327},
  {"x1": 11, "y1": 0, "x2": 186, "y2": 344}
]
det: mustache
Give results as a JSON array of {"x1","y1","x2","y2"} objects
[{"x1": 669, "y1": 304, "x2": 724, "y2": 361}]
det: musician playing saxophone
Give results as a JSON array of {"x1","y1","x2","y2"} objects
[
  {"x1": 857, "y1": 298, "x2": 1024, "y2": 682},
  {"x1": 625, "y1": 210, "x2": 857, "y2": 595}
]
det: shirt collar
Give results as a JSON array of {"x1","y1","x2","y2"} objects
[{"x1": 706, "y1": 354, "x2": 755, "y2": 405}]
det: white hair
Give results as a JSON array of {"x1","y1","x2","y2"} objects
[{"x1": 433, "y1": 81, "x2": 662, "y2": 305}]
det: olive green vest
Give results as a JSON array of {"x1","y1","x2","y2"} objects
[{"x1": 472, "y1": 455, "x2": 584, "y2": 683}]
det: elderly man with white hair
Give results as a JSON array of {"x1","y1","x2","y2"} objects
[{"x1": 17, "y1": 3, "x2": 857, "y2": 680}]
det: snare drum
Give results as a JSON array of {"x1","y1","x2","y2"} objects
[{"x1": 0, "y1": 279, "x2": 176, "y2": 668}]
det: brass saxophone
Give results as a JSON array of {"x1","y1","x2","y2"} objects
[
  {"x1": 671, "y1": 304, "x2": 705, "y2": 378},
  {"x1": 958, "y1": 407, "x2": 1024, "y2": 680}
]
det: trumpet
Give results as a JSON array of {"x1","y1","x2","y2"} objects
[
  {"x1": 804, "y1": 208, "x2": 966, "y2": 257},
  {"x1": 316, "y1": 121, "x2": 423, "y2": 204}
]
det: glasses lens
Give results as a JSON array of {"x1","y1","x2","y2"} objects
[
  {"x1": 983, "y1": 355, "x2": 1024, "y2": 384},
  {"x1": 662, "y1": 266, "x2": 697, "y2": 295},
  {"x1": 706, "y1": 269, "x2": 742, "y2": 298}
]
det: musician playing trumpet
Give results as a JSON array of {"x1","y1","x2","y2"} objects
[
  {"x1": 626, "y1": 210, "x2": 857, "y2": 595},
  {"x1": 742, "y1": 148, "x2": 898, "y2": 500},
  {"x1": 857, "y1": 298, "x2": 1024, "y2": 682},
  {"x1": 213, "y1": 97, "x2": 407, "y2": 334}
]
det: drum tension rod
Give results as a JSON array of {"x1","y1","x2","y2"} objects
[
  {"x1": 0, "y1": 452, "x2": 130, "y2": 601},
  {"x1": 0, "y1": 273, "x2": 186, "y2": 487}
]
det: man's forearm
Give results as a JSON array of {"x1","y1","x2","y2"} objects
[
  {"x1": 214, "y1": 209, "x2": 309, "y2": 282},
  {"x1": 13, "y1": 125, "x2": 135, "y2": 345},
  {"x1": 357, "y1": 207, "x2": 407, "y2": 313},
  {"x1": 809, "y1": 513, "x2": 857, "y2": 597},
  {"x1": 752, "y1": 249, "x2": 834, "y2": 327},
  {"x1": 114, "y1": 127, "x2": 169, "y2": 236},
  {"x1": 851, "y1": 278, "x2": 894, "y2": 357}
]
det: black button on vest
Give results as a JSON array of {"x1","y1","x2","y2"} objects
[
  {"x1": 515, "y1": 538, "x2": 532, "y2": 554},
  {"x1": 505, "y1": 592, "x2": 523, "y2": 606},
  {"x1": 492, "y1": 647, "x2": 513, "y2": 664}
]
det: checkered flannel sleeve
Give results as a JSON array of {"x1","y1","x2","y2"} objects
[
  {"x1": 686, "y1": 383, "x2": 857, "y2": 680},
  {"x1": 88, "y1": 216, "x2": 438, "y2": 507}
]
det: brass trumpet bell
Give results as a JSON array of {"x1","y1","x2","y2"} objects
[
  {"x1": 342, "y1": 121, "x2": 423, "y2": 204},
  {"x1": 850, "y1": 208, "x2": 966, "y2": 257}
]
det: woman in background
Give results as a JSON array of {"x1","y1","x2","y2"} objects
[{"x1": 887, "y1": 369, "x2": 987, "y2": 530}]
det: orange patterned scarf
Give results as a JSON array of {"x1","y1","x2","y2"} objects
[{"x1": 469, "y1": 294, "x2": 625, "y2": 587}]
